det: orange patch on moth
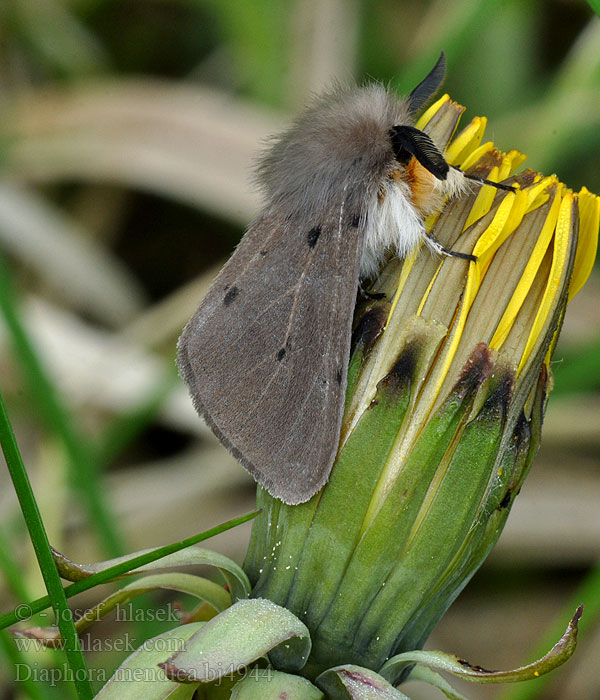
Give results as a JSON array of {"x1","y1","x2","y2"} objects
[{"x1": 403, "y1": 158, "x2": 439, "y2": 215}]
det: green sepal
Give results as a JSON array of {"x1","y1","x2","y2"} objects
[
  {"x1": 512, "y1": 364, "x2": 548, "y2": 495},
  {"x1": 244, "y1": 486, "x2": 280, "y2": 584},
  {"x1": 53, "y1": 545, "x2": 250, "y2": 601},
  {"x1": 248, "y1": 492, "x2": 319, "y2": 605},
  {"x1": 230, "y1": 669, "x2": 323, "y2": 699},
  {"x1": 160, "y1": 599, "x2": 310, "y2": 682},
  {"x1": 282, "y1": 331, "x2": 417, "y2": 632},
  {"x1": 405, "y1": 366, "x2": 540, "y2": 647},
  {"x1": 345, "y1": 363, "x2": 511, "y2": 670},
  {"x1": 95, "y1": 623, "x2": 203, "y2": 699},
  {"x1": 316, "y1": 665, "x2": 411, "y2": 699},
  {"x1": 392, "y1": 395, "x2": 532, "y2": 657},
  {"x1": 405, "y1": 665, "x2": 470, "y2": 700},
  {"x1": 310, "y1": 345, "x2": 494, "y2": 672},
  {"x1": 347, "y1": 301, "x2": 390, "y2": 402},
  {"x1": 379, "y1": 605, "x2": 582, "y2": 684}
]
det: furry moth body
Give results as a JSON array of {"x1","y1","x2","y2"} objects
[{"x1": 178, "y1": 54, "x2": 491, "y2": 504}]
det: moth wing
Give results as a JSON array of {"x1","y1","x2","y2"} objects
[{"x1": 177, "y1": 207, "x2": 363, "y2": 504}]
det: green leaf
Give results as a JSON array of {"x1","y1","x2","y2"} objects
[
  {"x1": 379, "y1": 606, "x2": 582, "y2": 684},
  {"x1": 160, "y1": 599, "x2": 311, "y2": 682},
  {"x1": 231, "y1": 668, "x2": 323, "y2": 699},
  {"x1": 12, "y1": 0, "x2": 107, "y2": 76},
  {"x1": 316, "y1": 665, "x2": 411, "y2": 699},
  {"x1": 201, "y1": 0, "x2": 288, "y2": 106},
  {"x1": 95, "y1": 624, "x2": 203, "y2": 699},
  {"x1": 53, "y1": 544, "x2": 251, "y2": 602},
  {"x1": 406, "y1": 665, "x2": 471, "y2": 700}
]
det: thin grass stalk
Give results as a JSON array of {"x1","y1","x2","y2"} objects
[
  {"x1": 0, "y1": 391, "x2": 94, "y2": 700},
  {"x1": 0, "y1": 527, "x2": 69, "y2": 700}
]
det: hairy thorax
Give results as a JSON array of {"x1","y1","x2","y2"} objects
[{"x1": 256, "y1": 84, "x2": 467, "y2": 278}]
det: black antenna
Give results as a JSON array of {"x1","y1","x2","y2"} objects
[{"x1": 452, "y1": 166, "x2": 516, "y2": 192}]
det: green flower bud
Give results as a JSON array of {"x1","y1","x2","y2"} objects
[{"x1": 244, "y1": 96, "x2": 599, "y2": 683}]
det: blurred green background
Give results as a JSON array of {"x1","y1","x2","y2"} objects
[{"x1": 0, "y1": 1, "x2": 599, "y2": 698}]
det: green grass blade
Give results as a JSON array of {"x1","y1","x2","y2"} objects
[
  {"x1": 0, "y1": 509, "x2": 260, "y2": 631},
  {"x1": 0, "y1": 391, "x2": 93, "y2": 700},
  {"x1": 586, "y1": 0, "x2": 600, "y2": 16},
  {"x1": 0, "y1": 255, "x2": 123, "y2": 557}
]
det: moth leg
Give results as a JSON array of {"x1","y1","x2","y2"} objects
[
  {"x1": 425, "y1": 232, "x2": 477, "y2": 262},
  {"x1": 358, "y1": 282, "x2": 386, "y2": 300}
]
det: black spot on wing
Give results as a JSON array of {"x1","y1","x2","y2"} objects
[
  {"x1": 336, "y1": 369, "x2": 343, "y2": 384},
  {"x1": 277, "y1": 348, "x2": 286, "y2": 361},
  {"x1": 351, "y1": 214, "x2": 360, "y2": 228},
  {"x1": 223, "y1": 286, "x2": 239, "y2": 305},
  {"x1": 307, "y1": 226, "x2": 322, "y2": 248}
]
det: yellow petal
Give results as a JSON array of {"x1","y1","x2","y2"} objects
[
  {"x1": 416, "y1": 94, "x2": 451, "y2": 130},
  {"x1": 519, "y1": 192, "x2": 574, "y2": 373},
  {"x1": 525, "y1": 176, "x2": 557, "y2": 213},
  {"x1": 387, "y1": 251, "x2": 419, "y2": 327},
  {"x1": 460, "y1": 141, "x2": 496, "y2": 171},
  {"x1": 568, "y1": 187, "x2": 600, "y2": 300},
  {"x1": 444, "y1": 116, "x2": 487, "y2": 166},
  {"x1": 472, "y1": 192, "x2": 518, "y2": 263},
  {"x1": 499, "y1": 150, "x2": 527, "y2": 179},
  {"x1": 490, "y1": 186, "x2": 563, "y2": 351}
]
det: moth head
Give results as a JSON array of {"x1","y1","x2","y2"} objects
[{"x1": 386, "y1": 125, "x2": 464, "y2": 217}]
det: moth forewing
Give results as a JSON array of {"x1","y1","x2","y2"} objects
[{"x1": 177, "y1": 204, "x2": 364, "y2": 504}]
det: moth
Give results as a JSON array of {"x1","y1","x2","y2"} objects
[{"x1": 177, "y1": 53, "x2": 510, "y2": 504}]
